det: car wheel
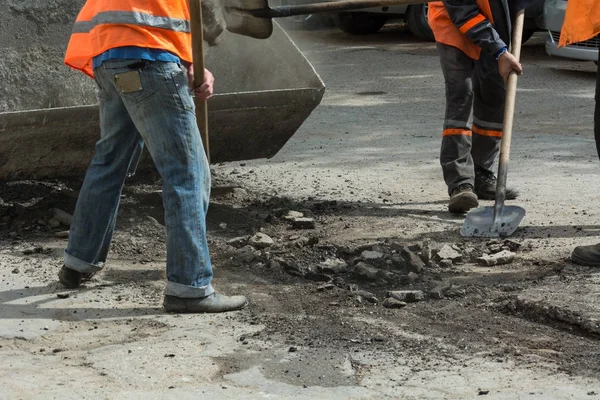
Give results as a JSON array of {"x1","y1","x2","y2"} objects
[
  {"x1": 521, "y1": 29, "x2": 535, "y2": 44},
  {"x1": 333, "y1": 12, "x2": 388, "y2": 35},
  {"x1": 406, "y1": 4, "x2": 434, "y2": 42}
]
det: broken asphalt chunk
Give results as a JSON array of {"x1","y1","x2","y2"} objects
[
  {"x1": 235, "y1": 246, "x2": 258, "y2": 263},
  {"x1": 503, "y1": 239, "x2": 521, "y2": 252},
  {"x1": 248, "y1": 233, "x2": 274, "y2": 249},
  {"x1": 292, "y1": 217, "x2": 316, "y2": 230},
  {"x1": 317, "y1": 258, "x2": 348, "y2": 274},
  {"x1": 477, "y1": 250, "x2": 516, "y2": 266},
  {"x1": 52, "y1": 208, "x2": 73, "y2": 226},
  {"x1": 401, "y1": 247, "x2": 425, "y2": 273},
  {"x1": 283, "y1": 211, "x2": 304, "y2": 221},
  {"x1": 353, "y1": 262, "x2": 379, "y2": 281},
  {"x1": 227, "y1": 236, "x2": 248, "y2": 248},
  {"x1": 352, "y1": 289, "x2": 379, "y2": 304},
  {"x1": 434, "y1": 245, "x2": 462, "y2": 263},
  {"x1": 383, "y1": 298, "x2": 407, "y2": 309},
  {"x1": 387, "y1": 290, "x2": 425, "y2": 303},
  {"x1": 361, "y1": 250, "x2": 385, "y2": 260}
]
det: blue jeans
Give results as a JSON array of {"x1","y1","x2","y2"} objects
[{"x1": 64, "y1": 59, "x2": 214, "y2": 298}]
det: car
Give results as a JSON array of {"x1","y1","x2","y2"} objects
[
  {"x1": 273, "y1": 2, "x2": 430, "y2": 38},
  {"x1": 332, "y1": 4, "x2": 433, "y2": 40},
  {"x1": 331, "y1": 0, "x2": 546, "y2": 42},
  {"x1": 522, "y1": 0, "x2": 548, "y2": 43},
  {"x1": 542, "y1": 0, "x2": 599, "y2": 62}
]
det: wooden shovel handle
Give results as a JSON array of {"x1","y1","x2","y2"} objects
[
  {"x1": 189, "y1": 0, "x2": 211, "y2": 163},
  {"x1": 495, "y1": 9, "x2": 524, "y2": 207}
]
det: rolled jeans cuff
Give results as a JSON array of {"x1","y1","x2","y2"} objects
[
  {"x1": 164, "y1": 281, "x2": 214, "y2": 298},
  {"x1": 64, "y1": 250, "x2": 104, "y2": 274}
]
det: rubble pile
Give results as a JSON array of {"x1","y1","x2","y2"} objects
[
  {"x1": 218, "y1": 205, "x2": 528, "y2": 307},
  {"x1": 0, "y1": 181, "x2": 529, "y2": 310}
]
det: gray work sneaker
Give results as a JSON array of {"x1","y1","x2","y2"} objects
[
  {"x1": 163, "y1": 292, "x2": 248, "y2": 314},
  {"x1": 571, "y1": 243, "x2": 600, "y2": 267},
  {"x1": 474, "y1": 165, "x2": 519, "y2": 200},
  {"x1": 448, "y1": 183, "x2": 479, "y2": 214}
]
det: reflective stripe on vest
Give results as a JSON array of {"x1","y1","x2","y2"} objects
[
  {"x1": 73, "y1": 11, "x2": 190, "y2": 34},
  {"x1": 459, "y1": 14, "x2": 487, "y2": 35}
]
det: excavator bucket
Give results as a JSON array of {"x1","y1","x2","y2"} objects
[{"x1": 0, "y1": 2, "x2": 324, "y2": 181}]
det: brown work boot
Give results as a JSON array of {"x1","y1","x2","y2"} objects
[
  {"x1": 163, "y1": 292, "x2": 248, "y2": 314},
  {"x1": 474, "y1": 165, "x2": 519, "y2": 200},
  {"x1": 571, "y1": 243, "x2": 600, "y2": 267},
  {"x1": 448, "y1": 183, "x2": 479, "y2": 214}
]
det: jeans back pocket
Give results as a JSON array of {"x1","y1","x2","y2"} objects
[{"x1": 107, "y1": 60, "x2": 157, "y2": 103}]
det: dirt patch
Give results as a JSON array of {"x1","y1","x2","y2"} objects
[{"x1": 2, "y1": 175, "x2": 599, "y2": 387}]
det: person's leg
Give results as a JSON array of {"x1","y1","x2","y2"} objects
[
  {"x1": 571, "y1": 46, "x2": 600, "y2": 266},
  {"x1": 437, "y1": 43, "x2": 479, "y2": 213},
  {"x1": 595, "y1": 44, "x2": 600, "y2": 160},
  {"x1": 60, "y1": 63, "x2": 144, "y2": 288},
  {"x1": 471, "y1": 54, "x2": 518, "y2": 200},
  {"x1": 116, "y1": 60, "x2": 246, "y2": 312}
]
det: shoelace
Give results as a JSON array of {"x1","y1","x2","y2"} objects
[
  {"x1": 477, "y1": 168, "x2": 497, "y2": 184},
  {"x1": 456, "y1": 183, "x2": 474, "y2": 192}
]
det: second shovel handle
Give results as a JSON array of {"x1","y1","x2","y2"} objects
[{"x1": 190, "y1": 0, "x2": 211, "y2": 163}]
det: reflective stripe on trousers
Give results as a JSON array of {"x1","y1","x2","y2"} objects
[{"x1": 437, "y1": 43, "x2": 506, "y2": 195}]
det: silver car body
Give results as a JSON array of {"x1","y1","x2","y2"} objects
[
  {"x1": 543, "y1": 0, "x2": 599, "y2": 61},
  {"x1": 355, "y1": 5, "x2": 408, "y2": 14}
]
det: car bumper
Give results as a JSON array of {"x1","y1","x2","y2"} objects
[
  {"x1": 546, "y1": 33, "x2": 600, "y2": 61},
  {"x1": 543, "y1": 0, "x2": 599, "y2": 61}
]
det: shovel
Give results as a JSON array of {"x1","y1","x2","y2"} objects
[
  {"x1": 190, "y1": 0, "x2": 211, "y2": 162},
  {"x1": 223, "y1": 0, "x2": 430, "y2": 39},
  {"x1": 461, "y1": 9, "x2": 526, "y2": 238}
]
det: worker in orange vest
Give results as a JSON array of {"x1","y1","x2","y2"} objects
[
  {"x1": 560, "y1": 1, "x2": 600, "y2": 266},
  {"x1": 60, "y1": 0, "x2": 248, "y2": 313},
  {"x1": 428, "y1": 0, "x2": 531, "y2": 213}
]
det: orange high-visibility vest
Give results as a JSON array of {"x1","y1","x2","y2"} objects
[
  {"x1": 559, "y1": 0, "x2": 600, "y2": 47},
  {"x1": 65, "y1": 0, "x2": 192, "y2": 78},
  {"x1": 428, "y1": 0, "x2": 495, "y2": 60}
]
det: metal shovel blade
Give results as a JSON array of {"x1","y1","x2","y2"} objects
[{"x1": 460, "y1": 205, "x2": 526, "y2": 238}]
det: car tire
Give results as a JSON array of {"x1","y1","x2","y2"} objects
[
  {"x1": 521, "y1": 28, "x2": 535, "y2": 44},
  {"x1": 406, "y1": 4, "x2": 434, "y2": 42},
  {"x1": 333, "y1": 12, "x2": 388, "y2": 35}
]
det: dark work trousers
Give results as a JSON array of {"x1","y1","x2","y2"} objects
[
  {"x1": 594, "y1": 43, "x2": 600, "y2": 157},
  {"x1": 437, "y1": 43, "x2": 506, "y2": 195}
]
